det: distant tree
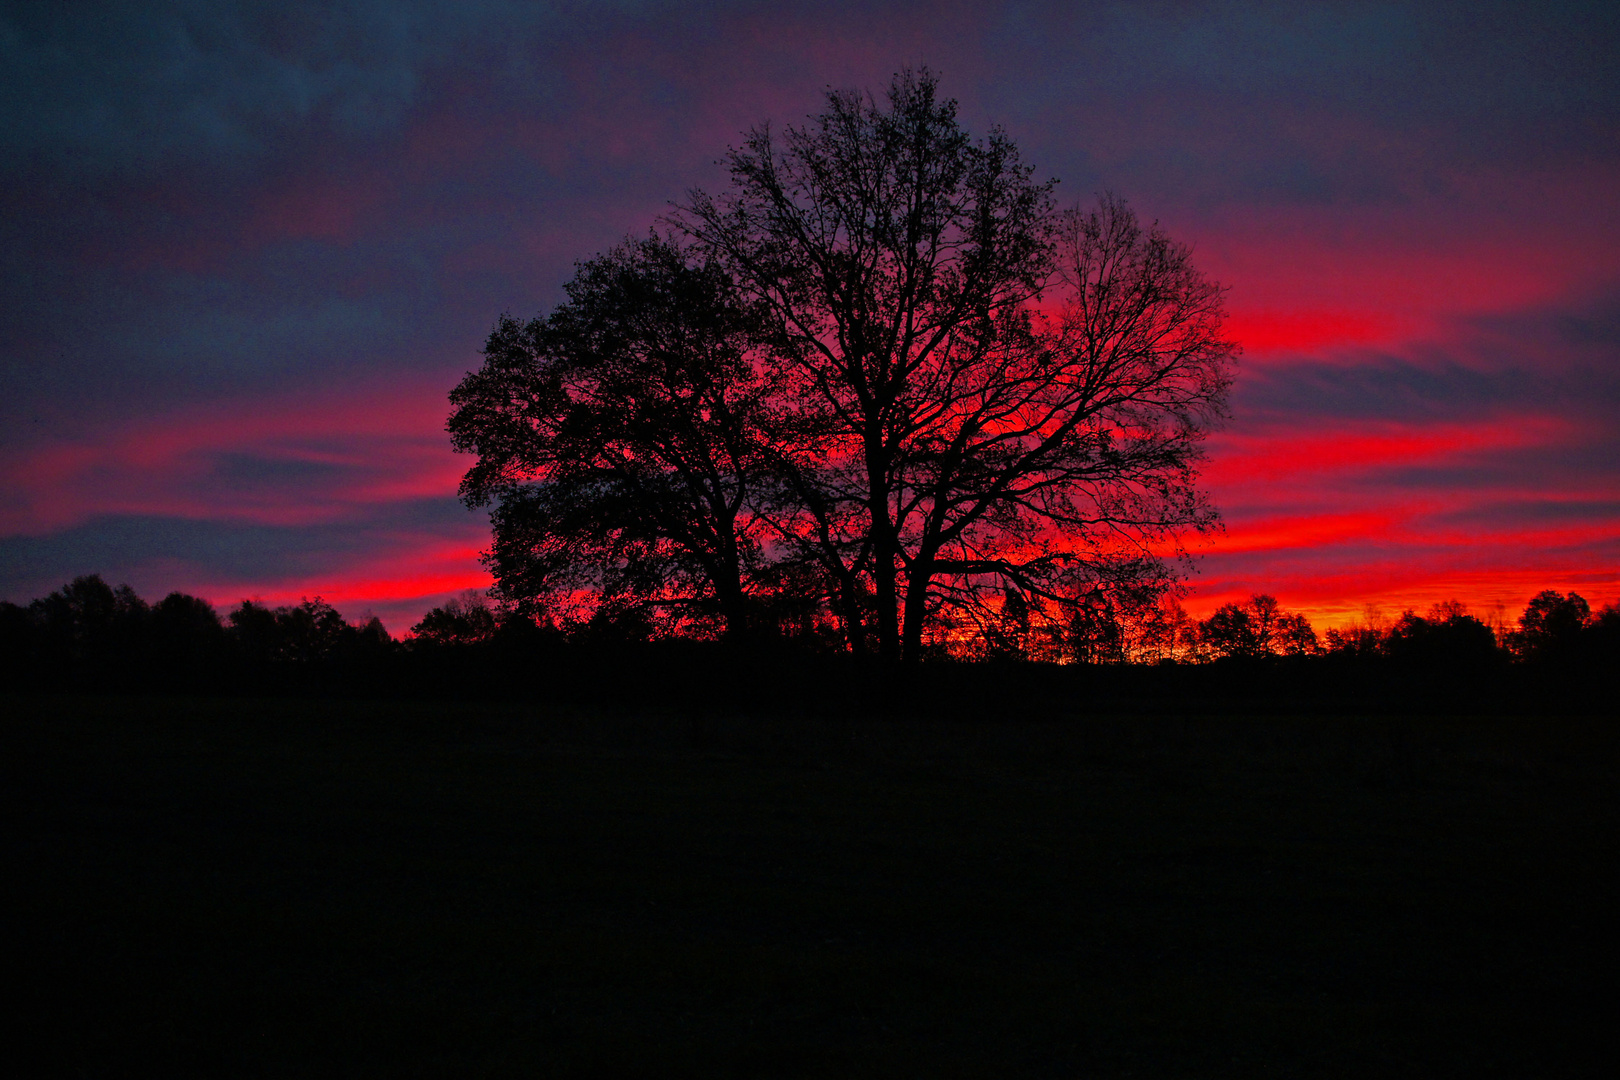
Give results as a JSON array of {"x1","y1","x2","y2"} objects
[
  {"x1": 1591, "y1": 601, "x2": 1620, "y2": 669},
  {"x1": 352, "y1": 616, "x2": 395, "y2": 659},
  {"x1": 1065, "y1": 592, "x2": 1128, "y2": 664},
  {"x1": 277, "y1": 598, "x2": 350, "y2": 663},
  {"x1": 1383, "y1": 602, "x2": 1500, "y2": 666},
  {"x1": 1509, "y1": 590, "x2": 1591, "y2": 661},
  {"x1": 749, "y1": 561, "x2": 844, "y2": 646},
  {"x1": 1200, "y1": 601, "x2": 1261, "y2": 658},
  {"x1": 449, "y1": 235, "x2": 781, "y2": 640},
  {"x1": 1133, "y1": 595, "x2": 1198, "y2": 663},
  {"x1": 971, "y1": 588, "x2": 1029, "y2": 661},
  {"x1": 1246, "y1": 595, "x2": 1282, "y2": 651},
  {"x1": 149, "y1": 592, "x2": 227, "y2": 671},
  {"x1": 1273, "y1": 612, "x2": 1320, "y2": 656},
  {"x1": 28, "y1": 575, "x2": 149, "y2": 668},
  {"x1": 1596, "y1": 601, "x2": 1620, "y2": 630},
  {"x1": 676, "y1": 69, "x2": 1236, "y2": 661},
  {"x1": 0, "y1": 600, "x2": 34, "y2": 679},
  {"x1": 1428, "y1": 599, "x2": 1468, "y2": 622},
  {"x1": 228, "y1": 600, "x2": 280, "y2": 663},
  {"x1": 1199, "y1": 594, "x2": 1315, "y2": 659},
  {"x1": 228, "y1": 596, "x2": 365, "y2": 665},
  {"x1": 1201, "y1": 595, "x2": 1269, "y2": 658},
  {"x1": 1323, "y1": 605, "x2": 1390, "y2": 658},
  {"x1": 411, "y1": 591, "x2": 499, "y2": 647},
  {"x1": 152, "y1": 591, "x2": 221, "y2": 636}
]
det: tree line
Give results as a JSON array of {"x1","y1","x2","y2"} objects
[{"x1": 3, "y1": 574, "x2": 1613, "y2": 696}]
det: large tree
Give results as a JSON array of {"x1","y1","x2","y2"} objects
[
  {"x1": 676, "y1": 69, "x2": 1236, "y2": 661},
  {"x1": 448, "y1": 235, "x2": 780, "y2": 639},
  {"x1": 451, "y1": 69, "x2": 1236, "y2": 660}
]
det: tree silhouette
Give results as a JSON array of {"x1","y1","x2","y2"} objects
[
  {"x1": 1133, "y1": 595, "x2": 1199, "y2": 663},
  {"x1": 1065, "y1": 592, "x2": 1128, "y2": 664},
  {"x1": 1274, "y1": 612, "x2": 1320, "y2": 656},
  {"x1": 1509, "y1": 590, "x2": 1591, "y2": 662},
  {"x1": 452, "y1": 69, "x2": 1236, "y2": 660},
  {"x1": 149, "y1": 591, "x2": 229, "y2": 673},
  {"x1": 1383, "y1": 604, "x2": 1500, "y2": 666},
  {"x1": 228, "y1": 597, "x2": 389, "y2": 666},
  {"x1": 676, "y1": 69, "x2": 1235, "y2": 661},
  {"x1": 1199, "y1": 594, "x2": 1317, "y2": 659},
  {"x1": 1201, "y1": 600, "x2": 1264, "y2": 658},
  {"x1": 410, "y1": 591, "x2": 498, "y2": 647},
  {"x1": 28, "y1": 575, "x2": 148, "y2": 670},
  {"x1": 449, "y1": 235, "x2": 781, "y2": 639}
]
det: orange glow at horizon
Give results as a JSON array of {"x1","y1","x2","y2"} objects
[{"x1": 1186, "y1": 566, "x2": 1620, "y2": 633}]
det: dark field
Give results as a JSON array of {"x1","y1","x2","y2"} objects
[{"x1": 3, "y1": 694, "x2": 1616, "y2": 1077}]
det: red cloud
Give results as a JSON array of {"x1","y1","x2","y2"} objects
[
  {"x1": 0, "y1": 377, "x2": 463, "y2": 534},
  {"x1": 1223, "y1": 309, "x2": 1395, "y2": 354},
  {"x1": 237, "y1": 544, "x2": 493, "y2": 611}
]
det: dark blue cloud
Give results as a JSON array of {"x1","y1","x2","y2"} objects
[
  {"x1": 1360, "y1": 438, "x2": 1620, "y2": 495},
  {"x1": 983, "y1": 1, "x2": 1620, "y2": 179},
  {"x1": 6, "y1": 2, "x2": 1616, "y2": 429},
  {"x1": 1432, "y1": 498, "x2": 1620, "y2": 527},
  {"x1": 7, "y1": 2, "x2": 1614, "y2": 184},
  {"x1": 1236, "y1": 356, "x2": 1545, "y2": 425},
  {"x1": 1233, "y1": 291, "x2": 1620, "y2": 428},
  {"x1": 1, "y1": 0, "x2": 562, "y2": 174}
]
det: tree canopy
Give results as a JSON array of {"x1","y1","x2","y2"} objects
[
  {"x1": 449, "y1": 69, "x2": 1239, "y2": 660},
  {"x1": 449, "y1": 235, "x2": 781, "y2": 639}
]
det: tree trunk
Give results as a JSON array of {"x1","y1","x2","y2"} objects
[
  {"x1": 717, "y1": 581, "x2": 749, "y2": 641},
  {"x1": 835, "y1": 569, "x2": 867, "y2": 655},
  {"x1": 899, "y1": 557, "x2": 933, "y2": 663},
  {"x1": 865, "y1": 414, "x2": 903, "y2": 661},
  {"x1": 867, "y1": 475, "x2": 902, "y2": 661},
  {"x1": 871, "y1": 517, "x2": 900, "y2": 662},
  {"x1": 712, "y1": 530, "x2": 749, "y2": 642}
]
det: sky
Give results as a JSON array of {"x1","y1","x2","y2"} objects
[{"x1": 2, "y1": 0, "x2": 1617, "y2": 634}]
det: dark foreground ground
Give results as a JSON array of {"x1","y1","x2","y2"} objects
[{"x1": 3, "y1": 694, "x2": 1616, "y2": 1077}]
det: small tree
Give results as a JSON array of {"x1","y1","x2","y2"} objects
[
  {"x1": 227, "y1": 597, "x2": 380, "y2": 665},
  {"x1": 150, "y1": 591, "x2": 227, "y2": 670},
  {"x1": 1324, "y1": 605, "x2": 1389, "y2": 657},
  {"x1": 1066, "y1": 592, "x2": 1128, "y2": 664}
]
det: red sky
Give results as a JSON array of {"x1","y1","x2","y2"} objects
[{"x1": 2, "y1": 1, "x2": 1616, "y2": 633}]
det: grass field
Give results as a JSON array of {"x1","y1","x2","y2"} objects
[{"x1": 3, "y1": 693, "x2": 1615, "y2": 1076}]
